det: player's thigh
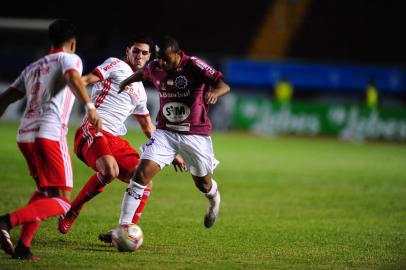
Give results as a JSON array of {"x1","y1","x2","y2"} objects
[
  {"x1": 140, "y1": 129, "x2": 178, "y2": 169},
  {"x1": 35, "y1": 137, "x2": 73, "y2": 190},
  {"x1": 115, "y1": 154, "x2": 138, "y2": 183},
  {"x1": 17, "y1": 142, "x2": 38, "y2": 180},
  {"x1": 179, "y1": 135, "x2": 219, "y2": 177},
  {"x1": 84, "y1": 136, "x2": 113, "y2": 171},
  {"x1": 106, "y1": 137, "x2": 139, "y2": 182}
]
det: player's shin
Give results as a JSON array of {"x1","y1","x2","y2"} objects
[
  {"x1": 19, "y1": 190, "x2": 46, "y2": 247},
  {"x1": 204, "y1": 179, "x2": 218, "y2": 199},
  {"x1": 70, "y1": 172, "x2": 107, "y2": 214},
  {"x1": 131, "y1": 187, "x2": 152, "y2": 224},
  {"x1": 119, "y1": 180, "x2": 146, "y2": 225},
  {"x1": 58, "y1": 173, "x2": 107, "y2": 234}
]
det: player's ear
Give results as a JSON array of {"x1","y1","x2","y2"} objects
[{"x1": 70, "y1": 38, "x2": 76, "y2": 53}]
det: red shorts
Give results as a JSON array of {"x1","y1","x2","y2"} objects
[
  {"x1": 74, "y1": 123, "x2": 140, "y2": 180},
  {"x1": 18, "y1": 137, "x2": 73, "y2": 191}
]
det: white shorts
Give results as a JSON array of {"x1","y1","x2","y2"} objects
[{"x1": 140, "y1": 129, "x2": 219, "y2": 177}]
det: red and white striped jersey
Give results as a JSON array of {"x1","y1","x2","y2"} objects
[
  {"x1": 11, "y1": 49, "x2": 83, "y2": 142},
  {"x1": 90, "y1": 57, "x2": 149, "y2": 136}
]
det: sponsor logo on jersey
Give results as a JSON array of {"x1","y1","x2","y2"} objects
[
  {"x1": 18, "y1": 127, "x2": 40, "y2": 134},
  {"x1": 163, "y1": 102, "x2": 191, "y2": 123},
  {"x1": 141, "y1": 137, "x2": 155, "y2": 152},
  {"x1": 191, "y1": 57, "x2": 216, "y2": 76},
  {"x1": 175, "y1": 75, "x2": 188, "y2": 89},
  {"x1": 103, "y1": 59, "x2": 120, "y2": 71},
  {"x1": 205, "y1": 66, "x2": 216, "y2": 76},
  {"x1": 146, "y1": 137, "x2": 155, "y2": 146},
  {"x1": 165, "y1": 123, "x2": 190, "y2": 132},
  {"x1": 124, "y1": 85, "x2": 140, "y2": 98},
  {"x1": 159, "y1": 89, "x2": 190, "y2": 98}
]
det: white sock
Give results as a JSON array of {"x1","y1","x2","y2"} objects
[
  {"x1": 119, "y1": 180, "x2": 146, "y2": 224},
  {"x1": 204, "y1": 179, "x2": 218, "y2": 199}
]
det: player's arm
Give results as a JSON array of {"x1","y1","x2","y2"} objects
[
  {"x1": 82, "y1": 72, "x2": 101, "y2": 87},
  {"x1": 205, "y1": 79, "x2": 231, "y2": 105},
  {"x1": 65, "y1": 69, "x2": 102, "y2": 131},
  {"x1": 118, "y1": 69, "x2": 145, "y2": 93},
  {"x1": 133, "y1": 114, "x2": 155, "y2": 139},
  {"x1": 0, "y1": 87, "x2": 25, "y2": 117}
]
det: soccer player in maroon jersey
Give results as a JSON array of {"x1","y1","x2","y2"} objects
[
  {"x1": 115, "y1": 35, "x2": 230, "y2": 229},
  {"x1": 0, "y1": 19, "x2": 102, "y2": 260}
]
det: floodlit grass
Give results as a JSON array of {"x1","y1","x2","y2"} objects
[{"x1": 0, "y1": 122, "x2": 405, "y2": 269}]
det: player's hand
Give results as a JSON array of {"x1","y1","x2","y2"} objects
[
  {"x1": 87, "y1": 109, "x2": 103, "y2": 132},
  {"x1": 172, "y1": 155, "x2": 186, "y2": 172},
  {"x1": 205, "y1": 91, "x2": 219, "y2": 104},
  {"x1": 118, "y1": 81, "x2": 130, "y2": 94}
]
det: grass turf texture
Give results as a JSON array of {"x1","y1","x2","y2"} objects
[{"x1": 0, "y1": 121, "x2": 405, "y2": 269}]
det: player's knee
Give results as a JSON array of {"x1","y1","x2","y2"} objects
[
  {"x1": 192, "y1": 175, "x2": 211, "y2": 193},
  {"x1": 134, "y1": 170, "x2": 153, "y2": 186},
  {"x1": 118, "y1": 169, "x2": 135, "y2": 183},
  {"x1": 117, "y1": 155, "x2": 138, "y2": 183},
  {"x1": 102, "y1": 171, "x2": 118, "y2": 182},
  {"x1": 101, "y1": 165, "x2": 119, "y2": 182},
  {"x1": 131, "y1": 159, "x2": 159, "y2": 186},
  {"x1": 194, "y1": 182, "x2": 210, "y2": 193}
]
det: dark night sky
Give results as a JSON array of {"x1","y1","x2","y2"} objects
[
  {"x1": 1, "y1": 0, "x2": 405, "y2": 71},
  {"x1": 289, "y1": 0, "x2": 406, "y2": 65}
]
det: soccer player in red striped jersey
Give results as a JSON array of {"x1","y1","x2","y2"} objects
[
  {"x1": 0, "y1": 19, "x2": 102, "y2": 260},
  {"x1": 57, "y1": 36, "x2": 185, "y2": 241}
]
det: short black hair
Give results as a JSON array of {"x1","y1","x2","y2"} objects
[
  {"x1": 48, "y1": 19, "x2": 77, "y2": 48},
  {"x1": 155, "y1": 35, "x2": 180, "y2": 56},
  {"x1": 126, "y1": 35, "x2": 154, "y2": 52}
]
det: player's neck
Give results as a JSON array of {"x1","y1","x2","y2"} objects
[{"x1": 51, "y1": 39, "x2": 76, "y2": 54}]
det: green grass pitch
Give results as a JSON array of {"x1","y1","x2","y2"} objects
[{"x1": 0, "y1": 122, "x2": 405, "y2": 269}]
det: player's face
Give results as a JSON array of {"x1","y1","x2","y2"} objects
[
  {"x1": 126, "y1": 43, "x2": 151, "y2": 70},
  {"x1": 157, "y1": 48, "x2": 180, "y2": 71}
]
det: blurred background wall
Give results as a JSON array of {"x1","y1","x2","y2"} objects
[{"x1": 1, "y1": 0, "x2": 406, "y2": 141}]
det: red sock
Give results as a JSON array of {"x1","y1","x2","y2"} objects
[
  {"x1": 70, "y1": 173, "x2": 106, "y2": 214},
  {"x1": 131, "y1": 188, "x2": 152, "y2": 224},
  {"x1": 9, "y1": 196, "x2": 70, "y2": 227},
  {"x1": 19, "y1": 190, "x2": 46, "y2": 247}
]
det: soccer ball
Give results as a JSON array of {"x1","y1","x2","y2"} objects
[{"x1": 111, "y1": 224, "x2": 144, "y2": 252}]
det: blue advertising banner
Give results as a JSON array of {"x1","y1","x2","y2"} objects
[{"x1": 225, "y1": 60, "x2": 406, "y2": 93}]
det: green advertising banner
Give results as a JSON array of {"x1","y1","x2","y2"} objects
[{"x1": 232, "y1": 98, "x2": 406, "y2": 141}]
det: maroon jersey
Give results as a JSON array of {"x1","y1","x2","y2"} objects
[{"x1": 143, "y1": 51, "x2": 223, "y2": 135}]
